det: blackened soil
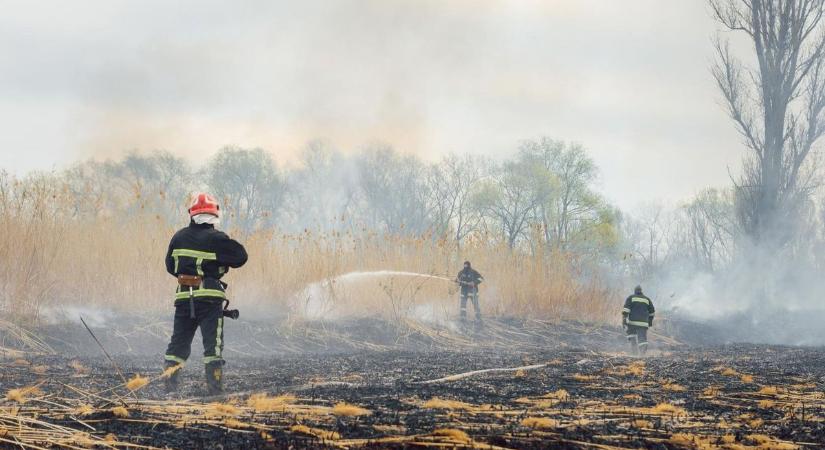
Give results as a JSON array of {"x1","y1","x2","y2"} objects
[{"x1": 2, "y1": 344, "x2": 825, "y2": 449}]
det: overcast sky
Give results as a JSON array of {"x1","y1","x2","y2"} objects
[{"x1": 0, "y1": 0, "x2": 743, "y2": 210}]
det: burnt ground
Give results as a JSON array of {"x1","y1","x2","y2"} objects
[{"x1": 1, "y1": 317, "x2": 825, "y2": 449}]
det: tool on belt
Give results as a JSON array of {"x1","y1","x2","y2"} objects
[{"x1": 177, "y1": 274, "x2": 202, "y2": 319}]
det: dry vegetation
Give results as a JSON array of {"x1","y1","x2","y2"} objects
[{"x1": 0, "y1": 177, "x2": 615, "y2": 326}]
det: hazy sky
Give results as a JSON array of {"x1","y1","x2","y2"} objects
[{"x1": 0, "y1": 0, "x2": 743, "y2": 210}]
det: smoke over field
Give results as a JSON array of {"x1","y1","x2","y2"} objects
[{"x1": 4, "y1": 1, "x2": 825, "y2": 449}]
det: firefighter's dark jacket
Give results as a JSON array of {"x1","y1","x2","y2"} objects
[
  {"x1": 622, "y1": 294, "x2": 655, "y2": 328},
  {"x1": 165, "y1": 221, "x2": 248, "y2": 302},
  {"x1": 457, "y1": 268, "x2": 483, "y2": 293}
]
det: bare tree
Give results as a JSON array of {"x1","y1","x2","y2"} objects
[
  {"x1": 473, "y1": 158, "x2": 548, "y2": 249},
  {"x1": 426, "y1": 153, "x2": 486, "y2": 245},
  {"x1": 678, "y1": 189, "x2": 737, "y2": 272},
  {"x1": 356, "y1": 144, "x2": 432, "y2": 235},
  {"x1": 711, "y1": 0, "x2": 825, "y2": 247},
  {"x1": 282, "y1": 140, "x2": 358, "y2": 232},
  {"x1": 518, "y1": 138, "x2": 605, "y2": 249},
  {"x1": 204, "y1": 147, "x2": 284, "y2": 233}
]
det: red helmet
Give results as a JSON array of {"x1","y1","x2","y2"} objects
[{"x1": 188, "y1": 192, "x2": 220, "y2": 217}]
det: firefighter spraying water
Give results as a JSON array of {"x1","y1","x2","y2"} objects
[
  {"x1": 163, "y1": 193, "x2": 248, "y2": 395},
  {"x1": 455, "y1": 261, "x2": 484, "y2": 323}
]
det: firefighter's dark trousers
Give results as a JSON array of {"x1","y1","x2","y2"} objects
[
  {"x1": 626, "y1": 325, "x2": 648, "y2": 353},
  {"x1": 165, "y1": 300, "x2": 225, "y2": 366},
  {"x1": 460, "y1": 289, "x2": 481, "y2": 320}
]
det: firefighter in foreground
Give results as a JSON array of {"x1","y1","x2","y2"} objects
[
  {"x1": 163, "y1": 193, "x2": 248, "y2": 394},
  {"x1": 622, "y1": 285, "x2": 655, "y2": 355},
  {"x1": 456, "y1": 261, "x2": 484, "y2": 322}
]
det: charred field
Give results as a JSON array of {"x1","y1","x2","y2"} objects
[{"x1": 1, "y1": 318, "x2": 825, "y2": 449}]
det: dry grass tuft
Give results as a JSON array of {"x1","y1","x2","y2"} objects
[
  {"x1": 246, "y1": 393, "x2": 297, "y2": 412},
  {"x1": 431, "y1": 428, "x2": 472, "y2": 443},
  {"x1": 5, "y1": 385, "x2": 43, "y2": 403},
  {"x1": 110, "y1": 406, "x2": 129, "y2": 418},
  {"x1": 541, "y1": 389, "x2": 569, "y2": 401},
  {"x1": 758, "y1": 399, "x2": 777, "y2": 409},
  {"x1": 69, "y1": 360, "x2": 89, "y2": 375},
  {"x1": 740, "y1": 374, "x2": 754, "y2": 384},
  {"x1": 73, "y1": 404, "x2": 95, "y2": 416},
  {"x1": 208, "y1": 402, "x2": 240, "y2": 417},
  {"x1": 758, "y1": 386, "x2": 779, "y2": 395},
  {"x1": 12, "y1": 359, "x2": 30, "y2": 366},
  {"x1": 161, "y1": 364, "x2": 182, "y2": 379},
  {"x1": 290, "y1": 424, "x2": 340, "y2": 441},
  {"x1": 30, "y1": 365, "x2": 48, "y2": 375},
  {"x1": 651, "y1": 403, "x2": 687, "y2": 416},
  {"x1": 422, "y1": 397, "x2": 474, "y2": 410},
  {"x1": 332, "y1": 402, "x2": 371, "y2": 417},
  {"x1": 719, "y1": 367, "x2": 738, "y2": 377},
  {"x1": 572, "y1": 373, "x2": 596, "y2": 382},
  {"x1": 631, "y1": 419, "x2": 653, "y2": 428},
  {"x1": 223, "y1": 418, "x2": 249, "y2": 429},
  {"x1": 746, "y1": 434, "x2": 799, "y2": 449},
  {"x1": 125, "y1": 374, "x2": 149, "y2": 391},
  {"x1": 662, "y1": 382, "x2": 687, "y2": 392},
  {"x1": 521, "y1": 417, "x2": 560, "y2": 429}
]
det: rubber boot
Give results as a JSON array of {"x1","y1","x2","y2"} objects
[
  {"x1": 164, "y1": 361, "x2": 181, "y2": 393},
  {"x1": 628, "y1": 337, "x2": 639, "y2": 356},
  {"x1": 205, "y1": 361, "x2": 224, "y2": 395}
]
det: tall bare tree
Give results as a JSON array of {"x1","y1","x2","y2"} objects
[{"x1": 711, "y1": 0, "x2": 825, "y2": 247}]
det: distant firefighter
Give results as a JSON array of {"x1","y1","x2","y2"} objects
[
  {"x1": 456, "y1": 261, "x2": 484, "y2": 322},
  {"x1": 622, "y1": 285, "x2": 655, "y2": 355},
  {"x1": 163, "y1": 193, "x2": 248, "y2": 395}
]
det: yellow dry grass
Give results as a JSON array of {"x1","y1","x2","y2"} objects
[
  {"x1": 207, "y1": 403, "x2": 240, "y2": 417},
  {"x1": 422, "y1": 397, "x2": 475, "y2": 410},
  {"x1": 631, "y1": 419, "x2": 652, "y2": 428},
  {"x1": 651, "y1": 403, "x2": 688, "y2": 416},
  {"x1": 246, "y1": 393, "x2": 296, "y2": 412},
  {"x1": 758, "y1": 386, "x2": 779, "y2": 395},
  {"x1": 0, "y1": 173, "x2": 615, "y2": 324},
  {"x1": 125, "y1": 374, "x2": 149, "y2": 391},
  {"x1": 431, "y1": 428, "x2": 471, "y2": 443},
  {"x1": 521, "y1": 417, "x2": 560, "y2": 429},
  {"x1": 541, "y1": 389, "x2": 569, "y2": 401},
  {"x1": 161, "y1": 364, "x2": 182, "y2": 379},
  {"x1": 223, "y1": 418, "x2": 249, "y2": 429},
  {"x1": 5, "y1": 386, "x2": 43, "y2": 403},
  {"x1": 69, "y1": 360, "x2": 89, "y2": 375},
  {"x1": 572, "y1": 373, "x2": 596, "y2": 382},
  {"x1": 662, "y1": 382, "x2": 687, "y2": 392},
  {"x1": 111, "y1": 406, "x2": 129, "y2": 418},
  {"x1": 290, "y1": 424, "x2": 340, "y2": 441},
  {"x1": 332, "y1": 402, "x2": 371, "y2": 417},
  {"x1": 745, "y1": 434, "x2": 799, "y2": 449},
  {"x1": 73, "y1": 404, "x2": 95, "y2": 416}
]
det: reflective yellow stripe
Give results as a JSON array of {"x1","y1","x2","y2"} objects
[
  {"x1": 622, "y1": 308, "x2": 631, "y2": 313},
  {"x1": 627, "y1": 320, "x2": 649, "y2": 328},
  {"x1": 175, "y1": 289, "x2": 226, "y2": 300},
  {"x1": 204, "y1": 355, "x2": 223, "y2": 364},
  {"x1": 215, "y1": 317, "x2": 223, "y2": 358},
  {"x1": 165, "y1": 355, "x2": 186, "y2": 364},
  {"x1": 173, "y1": 256, "x2": 179, "y2": 273},
  {"x1": 171, "y1": 249, "x2": 217, "y2": 260},
  {"x1": 631, "y1": 297, "x2": 650, "y2": 305}
]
